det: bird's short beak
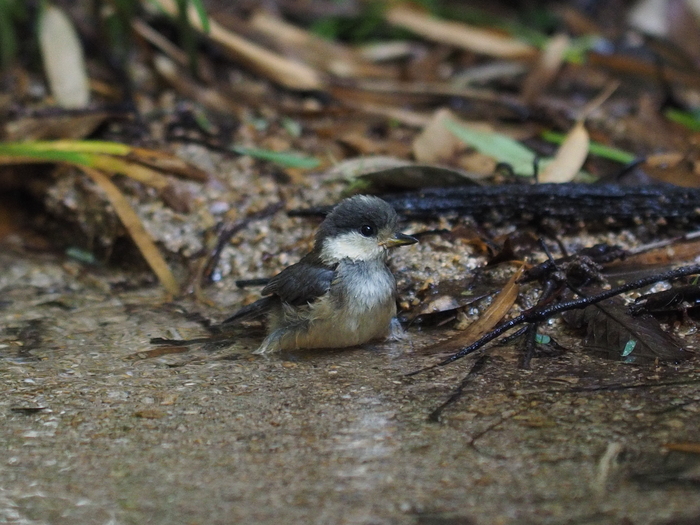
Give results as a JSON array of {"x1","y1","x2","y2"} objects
[{"x1": 383, "y1": 232, "x2": 418, "y2": 248}]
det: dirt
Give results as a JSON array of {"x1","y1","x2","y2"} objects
[{"x1": 1, "y1": 244, "x2": 699, "y2": 525}]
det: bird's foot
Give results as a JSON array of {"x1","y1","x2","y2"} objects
[{"x1": 386, "y1": 317, "x2": 409, "y2": 342}]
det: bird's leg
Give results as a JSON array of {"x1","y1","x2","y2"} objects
[{"x1": 386, "y1": 317, "x2": 409, "y2": 341}]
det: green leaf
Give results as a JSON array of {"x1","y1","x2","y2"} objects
[
  {"x1": 665, "y1": 108, "x2": 700, "y2": 132},
  {"x1": 0, "y1": 140, "x2": 131, "y2": 156},
  {"x1": 445, "y1": 119, "x2": 538, "y2": 176},
  {"x1": 562, "y1": 35, "x2": 601, "y2": 64},
  {"x1": 0, "y1": 143, "x2": 92, "y2": 165},
  {"x1": 281, "y1": 117, "x2": 302, "y2": 138},
  {"x1": 188, "y1": 0, "x2": 210, "y2": 33},
  {"x1": 231, "y1": 146, "x2": 320, "y2": 169}
]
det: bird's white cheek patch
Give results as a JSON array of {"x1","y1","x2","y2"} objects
[{"x1": 321, "y1": 232, "x2": 382, "y2": 263}]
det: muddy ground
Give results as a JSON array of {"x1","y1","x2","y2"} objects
[{"x1": 1, "y1": 241, "x2": 699, "y2": 525}]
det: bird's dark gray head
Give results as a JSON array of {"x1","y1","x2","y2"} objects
[
  {"x1": 318, "y1": 195, "x2": 397, "y2": 239},
  {"x1": 316, "y1": 195, "x2": 417, "y2": 263}
]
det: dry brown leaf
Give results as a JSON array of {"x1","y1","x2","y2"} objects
[
  {"x1": 80, "y1": 166, "x2": 180, "y2": 295},
  {"x1": 558, "y1": 6, "x2": 602, "y2": 35},
  {"x1": 664, "y1": 443, "x2": 700, "y2": 454},
  {"x1": 413, "y1": 108, "x2": 465, "y2": 163},
  {"x1": 333, "y1": 97, "x2": 432, "y2": 128},
  {"x1": 3, "y1": 113, "x2": 107, "y2": 141},
  {"x1": 457, "y1": 151, "x2": 498, "y2": 176},
  {"x1": 588, "y1": 52, "x2": 700, "y2": 89},
  {"x1": 90, "y1": 156, "x2": 172, "y2": 190},
  {"x1": 129, "y1": 147, "x2": 209, "y2": 182},
  {"x1": 578, "y1": 81, "x2": 619, "y2": 120},
  {"x1": 153, "y1": 0, "x2": 324, "y2": 91},
  {"x1": 614, "y1": 233, "x2": 700, "y2": 267},
  {"x1": 540, "y1": 121, "x2": 590, "y2": 183},
  {"x1": 357, "y1": 41, "x2": 416, "y2": 62},
  {"x1": 643, "y1": 152, "x2": 700, "y2": 187},
  {"x1": 128, "y1": 346, "x2": 189, "y2": 360},
  {"x1": 338, "y1": 132, "x2": 384, "y2": 155},
  {"x1": 385, "y1": 5, "x2": 536, "y2": 59},
  {"x1": 153, "y1": 54, "x2": 245, "y2": 117},
  {"x1": 668, "y1": 0, "x2": 700, "y2": 63},
  {"x1": 132, "y1": 19, "x2": 214, "y2": 82},
  {"x1": 521, "y1": 34, "x2": 570, "y2": 104},
  {"x1": 443, "y1": 265, "x2": 523, "y2": 349},
  {"x1": 250, "y1": 11, "x2": 389, "y2": 78},
  {"x1": 0, "y1": 154, "x2": 172, "y2": 193},
  {"x1": 645, "y1": 152, "x2": 685, "y2": 168},
  {"x1": 38, "y1": 5, "x2": 90, "y2": 108},
  {"x1": 326, "y1": 156, "x2": 414, "y2": 179}
]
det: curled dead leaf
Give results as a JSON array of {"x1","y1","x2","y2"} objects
[
  {"x1": 521, "y1": 34, "x2": 570, "y2": 104},
  {"x1": 79, "y1": 166, "x2": 180, "y2": 295},
  {"x1": 38, "y1": 5, "x2": 90, "y2": 109},
  {"x1": 539, "y1": 121, "x2": 589, "y2": 183},
  {"x1": 385, "y1": 5, "x2": 536, "y2": 59},
  {"x1": 413, "y1": 108, "x2": 464, "y2": 163},
  {"x1": 154, "y1": 0, "x2": 324, "y2": 91}
]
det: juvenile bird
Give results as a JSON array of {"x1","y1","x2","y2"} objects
[{"x1": 223, "y1": 195, "x2": 417, "y2": 354}]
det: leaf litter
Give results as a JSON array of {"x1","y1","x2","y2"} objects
[
  {"x1": 3, "y1": 1, "x2": 700, "y2": 522},
  {"x1": 0, "y1": 0, "x2": 700, "y2": 428}
]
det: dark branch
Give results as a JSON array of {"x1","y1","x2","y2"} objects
[{"x1": 408, "y1": 264, "x2": 700, "y2": 376}]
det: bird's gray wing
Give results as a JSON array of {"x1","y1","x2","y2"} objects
[{"x1": 262, "y1": 254, "x2": 336, "y2": 306}]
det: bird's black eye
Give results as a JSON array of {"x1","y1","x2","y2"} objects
[{"x1": 360, "y1": 224, "x2": 375, "y2": 237}]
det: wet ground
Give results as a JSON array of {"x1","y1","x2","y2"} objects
[{"x1": 1, "y1": 247, "x2": 700, "y2": 525}]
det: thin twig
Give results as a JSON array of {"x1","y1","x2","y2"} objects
[
  {"x1": 408, "y1": 264, "x2": 700, "y2": 376},
  {"x1": 428, "y1": 355, "x2": 489, "y2": 422},
  {"x1": 201, "y1": 202, "x2": 284, "y2": 283}
]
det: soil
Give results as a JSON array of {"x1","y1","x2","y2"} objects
[{"x1": 1, "y1": 243, "x2": 699, "y2": 525}]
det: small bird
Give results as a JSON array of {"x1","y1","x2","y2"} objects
[{"x1": 223, "y1": 195, "x2": 417, "y2": 354}]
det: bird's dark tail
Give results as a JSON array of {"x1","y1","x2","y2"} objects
[{"x1": 220, "y1": 295, "x2": 275, "y2": 325}]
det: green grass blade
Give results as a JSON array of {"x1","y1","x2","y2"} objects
[
  {"x1": 541, "y1": 131, "x2": 635, "y2": 164},
  {"x1": 665, "y1": 108, "x2": 700, "y2": 132},
  {"x1": 188, "y1": 0, "x2": 209, "y2": 33},
  {"x1": 231, "y1": 146, "x2": 320, "y2": 169},
  {"x1": 0, "y1": 143, "x2": 93, "y2": 164}
]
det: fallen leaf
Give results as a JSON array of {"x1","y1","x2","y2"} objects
[
  {"x1": 133, "y1": 409, "x2": 166, "y2": 419},
  {"x1": 0, "y1": 140, "x2": 208, "y2": 188},
  {"x1": 413, "y1": 108, "x2": 464, "y2": 163},
  {"x1": 521, "y1": 33, "x2": 570, "y2": 104},
  {"x1": 79, "y1": 166, "x2": 180, "y2": 295},
  {"x1": 541, "y1": 130, "x2": 634, "y2": 164},
  {"x1": 231, "y1": 145, "x2": 320, "y2": 169},
  {"x1": 434, "y1": 265, "x2": 523, "y2": 351},
  {"x1": 562, "y1": 296, "x2": 690, "y2": 363},
  {"x1": 539, "y1": 121, "x2": 589, "y2": 183},
  {"x1": 410, "y1": 278, "x2": 491, "y2": 321},
  {"x1": 38, "y1": 5, "x2": 90, "y2": 108},
  {"x1": 643, "y1": 152, "x2": 700, "y2": 188},
  {"x1": 154, "y1": 0, "x2": 324, "y2": 91},
  {"x1": 128, "y1": 346, "x2": 190, "y2": 359},
  {"x1": 326, "y1": 156, "x2": 414, "y2": 179},
  {"x1": 153, "y1": 54, "x2": 243, "y2": 116},
  {"x1": 250, "y1": 11, "x2": 388, "y2": 78},
  {"x1": 445, "y1": 119, "x2": 538, "y2": 176},
  {"x1": 385, "y1": 5, "x2": 536, "y2": 58},
  {"x1": 3, "y1": 113, "x2": 107, "y2": 141},
  {"x1": 664, "y1": 443, "x2": 700, "y2": 454}
]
